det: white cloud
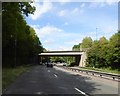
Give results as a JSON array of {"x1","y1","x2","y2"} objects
[
  {"x1": 58, "y1": 0, "x2": 71, "y2": 5},
  {"x1": 39, "y1": 25, "x2": 57, "y2": 35},
  {"x1": 64, "y1": 22, "x2": 69, "y2": 26},
  {"x1": 31, "y1": 23, "x2": 117, "y2": 51},
  {"x1": 30, "y1": 0, "x2": 53, "y2": 20},
  {"x1": 72, "y1": 8, "x2": 79, "y2": 14},
  {"x1": 43, "y1": 39, "x2": 54, "y2": 44},
  {"x1": 88, "y1": 2, "x2": 99, "y2": 8},
  {"x1": 31, "y1": 24, "x2": 86, "y2": 50},
  {"x1": 57, "y1": 46, "x2": 72, "y2": 51},
  {"x1": 31, "y1": 24, "x2": 40, "y2": 28},
  {"x1": 47, "y1": 47, "x2": 71, "y2": 51},
  {"x1": 64, "y1": 39, "x2": 82, "y2": 46},
  {"x1": 88, "y1": 1, "x2": 117, "y2": 8},
  {"x1": 80, "y1": 3, "x2": 85, "y2": 8},
  {"x1": 58, "y1": 10, "x2": 68, "y2": 17},
  {"x1": 33, "y1": 0, "x2": 119, "y2": 3},
  {"x1": 105, "y1": 0, "x2": 119, "y2": 5},
  {"x1": 28, "y1": 1, "x2": 117, "y2": 51},
  {"x1": 32, "y1": 24, "x2": 99, "y2": 41},
  {"x1": 35, "y1": 25, "x2": 63, "y2": 38},
  {"x1": 47, "y1": 46, "x2": 72, "y2": 51},
  {"x1": 58, "y1": 7, "x2": 84, "y2": 17}
]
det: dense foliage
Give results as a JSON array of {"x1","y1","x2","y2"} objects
[
  {"x1": 50, "y1": 57, "x2": 74, "y2": 65},
  {"x1": 72, "y1": 43, "x2": 81, "y2": 51},
  {"x1": 81, "y1": 37, "x2": 93, "y2": 49},
  {"x1": 2, "y1": 2, "x2": 43, "y2": 67},
  {"x1": 73, "y1": 32, "x2": 120, "y2": 70}
]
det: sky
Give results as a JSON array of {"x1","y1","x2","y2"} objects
[{"x1": 25, "y1": 0, "x2": 118, "y2": 51}]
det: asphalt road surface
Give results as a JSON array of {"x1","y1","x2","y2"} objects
[{"x1": 3, "y1": 65, "x2": 119, "y2": 95}]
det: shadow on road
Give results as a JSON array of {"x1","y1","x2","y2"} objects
[{"x1": 2, "y1": 65, "x2": 119, "y2": 96}]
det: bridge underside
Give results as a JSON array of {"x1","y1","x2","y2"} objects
[
  {"x1": 38, "y1": 55, "x2": 81, "y2": 66},
  {"x1": 38, "y1": 51, "x2": 85, "y2": 66}
]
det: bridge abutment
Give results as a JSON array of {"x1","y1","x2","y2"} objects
[{"x1": 79, "y1": 52, "x2": 87, "y2": 67}]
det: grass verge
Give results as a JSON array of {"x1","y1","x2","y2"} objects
[
  {"x1": 2, "y1": 65, "x2": 32, "y2": 90},
  {"x1": 79, "y1": 67, "x2": 120, "y2": 74}
]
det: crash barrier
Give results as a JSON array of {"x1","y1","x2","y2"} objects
[{"x1": 58, "y1": 66, "x2": 120, "y2": 81}]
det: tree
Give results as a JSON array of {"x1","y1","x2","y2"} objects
[
  {"x1": 72, "y1": 43, "x2": 81, "y2": 51},
  {"x1": 108, "y1": 32, "x2": 120, "y2": 69},
  {"x1": 2, "y1": 2, "x2": 43, "y2": 67},
  {"x1": 99, "y1": 36, "x2": 108, "y2": 45},
  {"x1": 86, "y1": 40, "x2": 99, "y2": 67},
  {"x1": 81, "y1": 37, "x2": 93, "y2": 51},
  {"x1": 86, "y1": 32, "x2": 120, "y2": 69}
]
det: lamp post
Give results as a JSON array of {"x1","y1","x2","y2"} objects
[{"x1": 95, "y1": 27, "x2": 98, "y2": 68}]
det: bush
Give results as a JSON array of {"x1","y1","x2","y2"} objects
[{"x1": 67, "y1": 62, "x2": 76, "y2": 67}]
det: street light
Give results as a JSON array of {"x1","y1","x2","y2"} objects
[{"x1": 94, "y1": 27, "x2": 98, "y2": 68}]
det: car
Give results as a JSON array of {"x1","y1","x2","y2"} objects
[
  {"x1": 63, "y1": 63, "x2": 67, "y2": 66},
  {"x1": 57, "y1": 62, "x2": 67, "y2": 66},
  {"x1": 52, "y1": 62, "x2": 56, "y2": 66},
  {"x1": 46, "y1": 62, "x2": 53, "y2": 68},
  {"x1": 39, "y1": 62, "x2": 43, "y2": 65}
]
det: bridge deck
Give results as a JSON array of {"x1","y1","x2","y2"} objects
[{"x1": 38, "y1": 51, "x2": 83, "y2": 56}]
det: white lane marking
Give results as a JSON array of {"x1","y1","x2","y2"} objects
[
  {"x1": 48, "y1": 70, "x2": 50, "y2": 72},
  {"x1": 74, "y1": 87, "x2": 89, "y2": 96},
  {"x1": 54, "y1": 74, "x2": 58, "y2": 78},
  {"x1": 35, "y1": 92, "x2": 42, "y2": 94}
]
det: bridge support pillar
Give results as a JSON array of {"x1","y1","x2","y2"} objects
[
  {"x1": 75, "y1": 56, "x2": 81, "y2": 66},
  {"x1": 79, "y1": 52, "x2": 87, "y2": 67}
]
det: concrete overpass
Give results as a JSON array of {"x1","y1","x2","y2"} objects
[{"x1": 38, "y1": 51, "x2": 87, "y2": 67}]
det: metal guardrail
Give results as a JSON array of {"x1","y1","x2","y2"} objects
[{"x1": 59, "y1": 66, "x2": 120, "y2": 81}]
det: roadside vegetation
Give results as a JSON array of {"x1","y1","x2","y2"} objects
[
  {"x1": 2, "y1": 2, "x2": 43, "y2": 68},
  {"x1": 51, "y1": 31, "x2": 120, "y2": 73},
  {"x1": 79, "y1": 67, "x2": 120, "y2": 74},
  {"x1": 2, "y1": 65, "x2": 32, "y2": 90},
  {"x1": 2, "y1": 2, "x2": 44, "y2": 90},
  {"x1": 72, "y1": 31, "x2": 120, "y2": 72}
]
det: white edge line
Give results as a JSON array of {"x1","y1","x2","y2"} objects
[
  {"x1": 48, "y1": 70, "x2": 50, "y2": 72},
  {"x1": 74, "y1": 87, "x2": 89, "y2": 96},
  {"x1": 54, "y1": 74, "x2": 58, "y2": 78}
]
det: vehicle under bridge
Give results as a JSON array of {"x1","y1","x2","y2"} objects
[{"x1": 38, "y1": 51, "x2": 87, "y2": 67}]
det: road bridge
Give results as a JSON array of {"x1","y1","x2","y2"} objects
[{"x1": 38, "y1": 51, "x2": 87, "y2": 67}]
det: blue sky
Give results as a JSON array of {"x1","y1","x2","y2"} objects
[{"x1": 25, "y1": 0, "x2": 118, "y2": 51}]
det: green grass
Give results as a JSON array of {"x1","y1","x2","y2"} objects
[
  {"x1": 79, "y1": 67, "x2": 120, "y2": 74},
  {"x1": 2, "y1": 65, "x2": 31, "y2": 90}
]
